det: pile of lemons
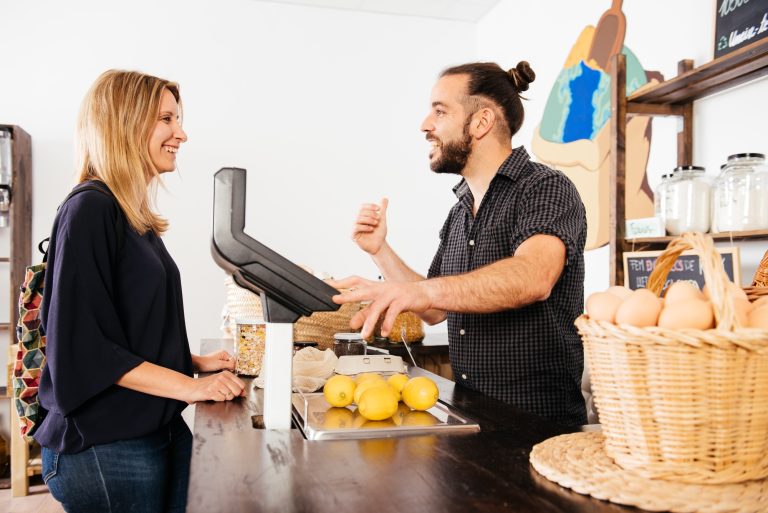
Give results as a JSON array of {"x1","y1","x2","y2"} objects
[{"x1": 323, "y1": 372, "x2": 439, "y2": 421}]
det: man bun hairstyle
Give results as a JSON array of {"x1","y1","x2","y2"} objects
[
  {"x1": 441, "y1": 60, "x2": 535, "y2": 140},
  {"x1": 508, "y1": 61, "x2": 535, "y2": 93}
]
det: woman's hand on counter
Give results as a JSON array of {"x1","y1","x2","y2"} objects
[
  {"x1": 117, "y1": 361, "x2": 244, "y2": 404},
  {"x1": 187, "y1": 370, "x2": 246, "y2": 404},
  {"x1": 193, "y1": 351, "x2": 236, "y2": 373}
]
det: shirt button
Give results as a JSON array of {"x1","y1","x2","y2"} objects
[
  {"x1": 461, "y1": 373, "x2": 467, "y2": 380},
  {"x1": 459, "y1": 329, "x2": 466, "y2": 335},
  {"x1": 469, "y1": 240, "x2": 475, "y2": 246}
]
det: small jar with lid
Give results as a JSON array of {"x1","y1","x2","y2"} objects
[
  {"x1": 664, "y1": 165, "x2": 711, "y2": 235},
  {"x1": 333, "y1": 333, "x2": 367, "y2": 357},
  {"x1": 712, "y1": 153, "x2": 768, "y2": 232}
]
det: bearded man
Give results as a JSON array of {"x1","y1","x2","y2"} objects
[{"x1": 332, "y1": 62, "x2": 588, "y2": 427}]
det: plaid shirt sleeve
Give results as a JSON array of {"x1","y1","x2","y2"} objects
[{"x1": 510, "y1": 171, "x2": 586, "y2": 267}]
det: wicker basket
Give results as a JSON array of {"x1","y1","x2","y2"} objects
[
  {"x1": 752, "y1": 249, "x2": 768, "y2": 287},
  {"x1": 743, "y1": 248, "x2": 768, "y2": 302},
  {"x1": 576, "y1": 232, "x2": 768, "y2": 484},
  {"x1": 294, "y1": 302, "x2": 364, "y2": 350},
  {"x1": 224, "y1": 275, "x2": 362, "y2": 351}
]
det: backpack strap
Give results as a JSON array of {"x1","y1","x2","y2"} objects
[{"x1": 39, "y1": 183, "x2": 126, "y2": 263}]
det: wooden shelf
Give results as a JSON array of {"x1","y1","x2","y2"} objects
[
  {"x1": 626, "y1": 229, "x2": 768, "y2": 245},
  {"x1": 609, "y1": 40, "x2": 768, "y2": 286},
  {"x1": 628, "y1": 38, "x2": 768, "y2": 105}
]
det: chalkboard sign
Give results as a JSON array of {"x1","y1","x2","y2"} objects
[
  {"x1": 714, "y1": 0, "x2": 768, "y2": 58},
  {"x1": 623, "y1": 247, "x2": 741, "y2": 291}
]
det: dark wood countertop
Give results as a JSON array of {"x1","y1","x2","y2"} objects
[{"x1": 188, "y1": 339, "x2": 639, "y2": 513}]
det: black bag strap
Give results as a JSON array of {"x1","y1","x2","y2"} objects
[{"x1": 39, "y1": 182, "x2": 126, "y2": 263}]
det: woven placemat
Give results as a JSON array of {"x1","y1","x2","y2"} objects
[{"x1": 530, "y1": 432, "x2": 768, "y2": 513}]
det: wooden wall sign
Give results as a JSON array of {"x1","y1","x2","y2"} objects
[
  {"x1": 714, "y1": 0, "x2": 768, "y2": 58},
  {"x1": 623, "y1": 246, "x2": 741, "y2": 291}
]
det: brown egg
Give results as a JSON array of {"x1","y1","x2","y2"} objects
[
  {"x1": 752, "y1": 296, "x2": 768, "y2": 310},
  {"x1": 664, "y1": 281, "x2": 705, "y2": 304},
  {"x1": 733, "y1": 298, "x2": 753, "y2": 328},
  {"x1": 615, "y1": 289, "x2": 662, "y2": 327},
  {"x1": 748, "y1": 305, "x2": 768, "y2": 329},
  {"x1": 658, "y1": 298, "x2": 714, "y2": 330},
  {"x1": 728, "y1": 282, "x2": 748, "y2": 301},
  {"x1": 586, "y1": 292, "x2": 623, "y2": 323},
  {"x1": 606, "y1": 285, "x2": 633, "y2": 300}
]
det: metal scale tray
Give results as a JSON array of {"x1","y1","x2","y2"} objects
[{"x1": 291, "y1": 393, "x2": 481, "y2": 441}]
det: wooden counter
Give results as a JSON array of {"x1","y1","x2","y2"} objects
[{"x1": 188, "y1": 340, "x2": 638, "y2": 513}]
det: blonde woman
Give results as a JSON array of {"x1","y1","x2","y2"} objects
[{"x1": 36, "y1": 70, "x2": 245, "y2": 513}]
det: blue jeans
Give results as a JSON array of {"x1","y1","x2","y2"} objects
[{"x1": 42, "y1": 415, "x2": 192, "y2": 513}]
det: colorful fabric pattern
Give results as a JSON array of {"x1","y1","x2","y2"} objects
[{"x1": 13, "y1": 262, "x2": 48, "y2": 441}]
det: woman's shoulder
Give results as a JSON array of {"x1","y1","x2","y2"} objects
[{"x1": 58, "y1": 182, "x2": 119, "y2": 217}]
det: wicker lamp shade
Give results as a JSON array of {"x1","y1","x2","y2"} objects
[{"x1": 576, "y1": 233, "x2": 768, "y2": 484}]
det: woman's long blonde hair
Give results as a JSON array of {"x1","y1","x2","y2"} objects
[{"x1": 76, "y1": 69, "x2": 182, "y2": 235}]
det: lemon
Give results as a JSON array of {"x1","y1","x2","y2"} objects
[
  {"x1": 361, "y1": 418, "x2": 396, "y2": 429},
  {"x1": 387, "y1": 373, "x2": 409, "y2": 394},
  {"x1": 322, "y1": 407, "x2": 355, "y2": 429},
  {"x1": 390, "y1": 402, "x2": 411, "y2": 426},
  {"x1": 352, "y1": 410, "x2": 368, "y2": 429},
  {"x1": 357, "y1": 386, "x2": 399, "y2": 421},
  {"x1": 402, "y1": 410, "x2": 439, "y2": 427},
  {"x1": 354, "y1": 372, "x2": 384, "y2": 386},
  {"x1": 354, "y1": 377, "x2": 387, "y2": 404},
  {"x1": 323, "y1": 375, "x2": 356, "y2": 407},
  {"x1": 401, "y1": 376, "x2": 439, "y2": 411}
]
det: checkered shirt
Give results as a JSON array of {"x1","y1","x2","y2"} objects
[{"x1": 428, "y1": 147, "x2": 587, "y2": 426}]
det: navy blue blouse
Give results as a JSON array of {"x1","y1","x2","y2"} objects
[{"x1": 36, "y1": 181, "x2": 194, "y2": 454}]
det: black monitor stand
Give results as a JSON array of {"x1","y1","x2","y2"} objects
[{"x1": 211, "y1": 167, "x2": 340, "y2": 428}]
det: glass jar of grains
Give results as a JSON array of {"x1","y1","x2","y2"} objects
[{"x1": 235, "y1": 318, "x2": 266, "y2": 376}]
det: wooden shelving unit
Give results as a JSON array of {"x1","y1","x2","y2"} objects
[
  {"x1": 609, "y1": 38, "x2": 768, "y2": 286},
  {"x1": 0, "y1": 124, "x2": 33, "y2": 497}
]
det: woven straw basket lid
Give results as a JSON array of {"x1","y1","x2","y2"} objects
[{"x1": 530, "y1": 431, "x2": 768, "y2": 513}]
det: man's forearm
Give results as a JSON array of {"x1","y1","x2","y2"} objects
[{"x1": 425, "y1": 254, "x2": 556, "y2": 314}]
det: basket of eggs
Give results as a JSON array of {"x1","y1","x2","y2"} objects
[{"x1": 576, "y1": 232, "x2": 768, "y2": 485}]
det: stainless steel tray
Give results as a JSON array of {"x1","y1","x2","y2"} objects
[{"x1": 291, "y1": 393, "x2": 481, "y2": 440}]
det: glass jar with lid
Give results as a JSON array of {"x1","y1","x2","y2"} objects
[
  {"x1": 712, "y1": 153, "x2": 768, "y2": 232},
  {"x1": 664, "y1": 165, "x2": 711, "y2": 235},
  {"x1": 654, "y1": 173, "x2": 674, "y2": 233},
  {"x1": 333, "y1": 333, "x2": 366, "y2": 357},
  {"x1": 0, "y1": 129, "x2": 11, "y2": 228}
]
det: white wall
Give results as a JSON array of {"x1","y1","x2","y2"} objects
[
  {"x1": 477, "y1": 0, "x2": 767, "y2": 300},
  {"x1": 0, "y1": 0, "x2": 476, "y2": 354}
]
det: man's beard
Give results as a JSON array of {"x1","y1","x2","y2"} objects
[{"x1": 429, "y1": 118, "x2": 473, "y2": 175}]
